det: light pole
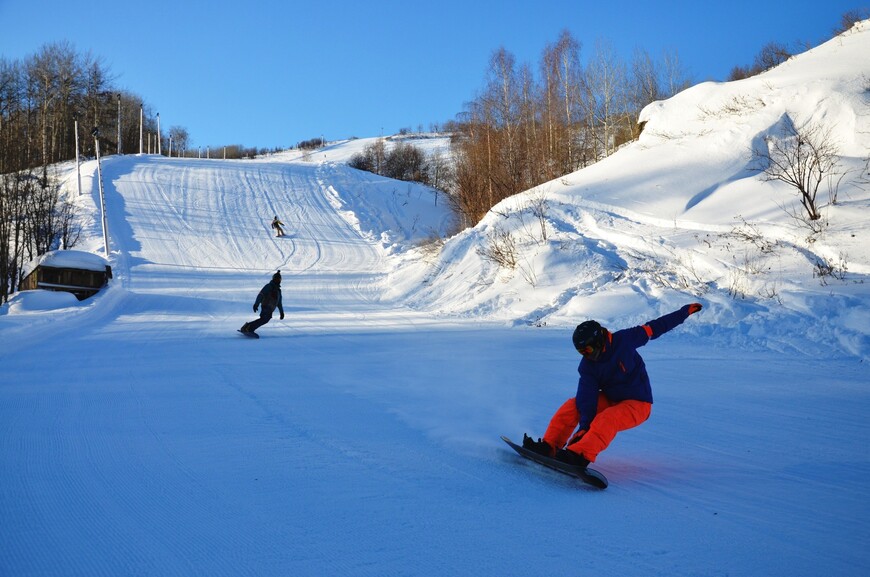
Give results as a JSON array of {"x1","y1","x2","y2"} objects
[
  {"x1": 117, "y1": 94, "x2": 122, "y2": 155},
  {"x1": 74, "y1": 115, "x2": 82, "y2": 197},
  {"x1": 92, "y1": 127, "x2": 109, "y2": 255}
]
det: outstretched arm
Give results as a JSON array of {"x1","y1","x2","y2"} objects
[{"x1": 644, "y1": 303, "x2": 703, "y2": 339}]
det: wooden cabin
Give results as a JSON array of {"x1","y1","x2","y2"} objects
[{"x1": 19, "y1": 250, "x2": 112, "y2": 301}]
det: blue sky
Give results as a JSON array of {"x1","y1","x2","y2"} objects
[{"x1": 2, "y1": 0, "x2": 865, "y2": 149}]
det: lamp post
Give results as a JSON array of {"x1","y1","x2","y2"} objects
[
  {"x1": 92, "y1": 127, "x2": 109, "y2": 255},
  {"x1": 74, "y1": 115, "x2": 82, "y2": 197},
  {"x1": 117, "y1": 94, "x2": 122, "y2": 155}
]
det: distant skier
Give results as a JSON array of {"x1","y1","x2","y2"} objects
[
  {"x1": 271, "y1": 216, "x2": 286, "y2": 237},
  {"x1": 240, "y1": 271, "x2": 285, "y2": 336},
  {"x1": 523, "y1": 303, "x2": 703, "y2": 468}
]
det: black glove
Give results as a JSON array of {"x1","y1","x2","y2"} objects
[
  {"x1": 279, "y1": 311, "x2": 285, "y2": 320},
  {"x1": 253, "y1": 304, "x2": 258, "y2": 312},
  {"x1": 568, "y1": 430, "x2": 587, "y2": 446}
]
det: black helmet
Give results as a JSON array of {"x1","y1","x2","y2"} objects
[{"x1": 573, "y1": 320, "x2": 606, "y2": 359}]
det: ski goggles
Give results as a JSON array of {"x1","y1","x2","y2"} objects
[{"x1": 576, "y1": 342, "x2": 604, "y2": 360}]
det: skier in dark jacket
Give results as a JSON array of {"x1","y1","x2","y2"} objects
[
  {"x1": 524, "y1": 303, "x2": 703, "y2": 468},
  {"x1": 271, "y1": 216, "x2": 286, "y2": 237},
  {"x1": 240, "y1": 271, "x2": 285, "y2": 335}
]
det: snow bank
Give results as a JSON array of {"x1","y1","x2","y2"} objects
[{"x1": 4, "y1": 289, "x2": 80, "y2": 313}]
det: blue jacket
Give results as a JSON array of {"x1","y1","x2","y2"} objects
[{"x1": 575, "y1": 306, "x2": 692, "y2": 431}]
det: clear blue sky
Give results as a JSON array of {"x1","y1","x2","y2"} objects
[{"x1": 2, "y1": 0, "x2": 865, "y2": 149}]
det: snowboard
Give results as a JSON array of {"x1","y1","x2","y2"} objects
[
  {"x1": 501, "y1": 435, "x2": 608, "y2": 489},
  {"x1": 237, "y1": 329, "x2": 259, "y2": 339}
]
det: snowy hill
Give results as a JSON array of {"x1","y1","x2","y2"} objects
[
  {"x1": 0, "y1": 22, "x2": 868, "y2": 577},
  {"x1": 390, "y1": 20, "x2": 870, "y2": 361}
]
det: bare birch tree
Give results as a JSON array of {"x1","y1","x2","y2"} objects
[{"x1": 585, "y1": 39, "x2": 627, "y2": 158}]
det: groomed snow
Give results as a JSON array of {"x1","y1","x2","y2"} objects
[{"x1": 1, "y1": 21, "x2": 868, "y2": 577}]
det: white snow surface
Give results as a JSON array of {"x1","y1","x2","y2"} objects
[{"x1": 1, "y1": 23, "x2": 869, "y2": 577}]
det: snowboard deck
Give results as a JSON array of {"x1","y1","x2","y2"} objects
[
  {"x1": 237, "y1": 329, "x2": 259, "y2": 339},
  {"x1": 501, "y1": 435, "x2": 608, "y2": 489}
]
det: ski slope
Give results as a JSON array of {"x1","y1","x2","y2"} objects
[
  {"x1": 2, "y1": 152, "x2": 867, "y2": 577},
  {"x1": 2, "y1": 22, "x2": 870, "y2": 577}
]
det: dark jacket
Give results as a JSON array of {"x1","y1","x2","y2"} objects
[
  {"x1": 575, "y1": 306, "x2": 692, "y2": 431},
  {"x1": 255, "y1": 280, "x2": 283, "y2": 317}
]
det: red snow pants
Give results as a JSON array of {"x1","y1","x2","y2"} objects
[{"x1": 542, "y1": 394, "x2": 651, "y2": 462}]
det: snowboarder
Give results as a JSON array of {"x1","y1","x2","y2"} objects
[
  {"x1": 240, "y1": 271, "x2": 285, "y2": 335},
  {"x1": 271, "y1": 216, "x2": 286, "y2": 237},
  {"x1": 523, "y1": 303, "x2": 703, "y2": 469}
]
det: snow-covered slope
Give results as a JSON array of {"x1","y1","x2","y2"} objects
[
  {"x1": 0, "y1": 22, "x2": 868, "y2": 577},
  {"x1": 391, "y1": 20, "x2": 870, "y2": 361}
]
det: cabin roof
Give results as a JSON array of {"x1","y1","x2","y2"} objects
[{"x1": 24, "y1": 250, "x2": 109, "y2": 276}]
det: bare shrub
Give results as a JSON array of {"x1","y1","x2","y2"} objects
[
  {"x1": 726, "y1": 216, "x2": 778, "y2": 253},
  {"x1": 727, "y1": 42, "x2": 792, "y2": 81},
  {"x1": 752, "y1": 114, "x2": 842, "y2": 224},
  {"x1": 476, "y1": 226, "x2": 518, "y2": 269},
  {"x1": 834, "y1": 9, "x2": 870, "y2": 36},
  {"x1": 528, "y1": 190, "x2": 549, "y2": 243},
  {"x1": 698, "y1": 95, "x2": 765, "y2": 120},
  {"x1": 415, "y1": 231, "x2": 446, "y2": 264},
  {"x1": 813, "y1": 253, "x2": 848, "y2": 285}
]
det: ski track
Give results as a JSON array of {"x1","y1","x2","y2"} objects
[{"x1": 1, "y1": 154, "x2": 868, "y2": 576}]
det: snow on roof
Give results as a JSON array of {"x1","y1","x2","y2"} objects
[{"x1": 29, "y1": 250, "x2": 109, "y2": 273}]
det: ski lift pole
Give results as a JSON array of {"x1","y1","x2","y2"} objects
[
  {"x1": 74, "y1": 115, "x2": 82, "y2": 197},
  {"x1": 93, "y1": 127, "x2": 110, "y2": 256},
  {"x1": 117, "y1": 94, "x2": 122, "y2": 155}
]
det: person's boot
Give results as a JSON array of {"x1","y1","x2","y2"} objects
[
  {"x1": 556, "y1": 448, "x2": 590, "y2": 469},
  {"x1": 522, "y1": 434, "x2": 555, "y2": 457}
]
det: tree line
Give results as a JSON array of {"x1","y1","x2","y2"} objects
[
  {"x1": 0, "y1": 41, "x2": 269, "y2": 302},
  {"x1": 0, "y1": 41, "x2": 164, "y2": 303},
  {"x1": 355, "y1": 11, "x2": 869, "y2": 227},
  {"x1": 348, "y1": 137, "x2": 452, "y2": 193},
  {"x1": 344, "y1": 31, "x2": 693, "y2": 228},
  {"x1": 0, "y1": 41, "x2": 166, "y2": 175},
  {"x1": 727, "y1": 9, "x2": 869, "y2": 81},
  {"x1": 443, "y1": 30, "x2": 693, "y2": 226},
  {"x1": 0, "y1": 168, "x2": 80, "y2": 303}
]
